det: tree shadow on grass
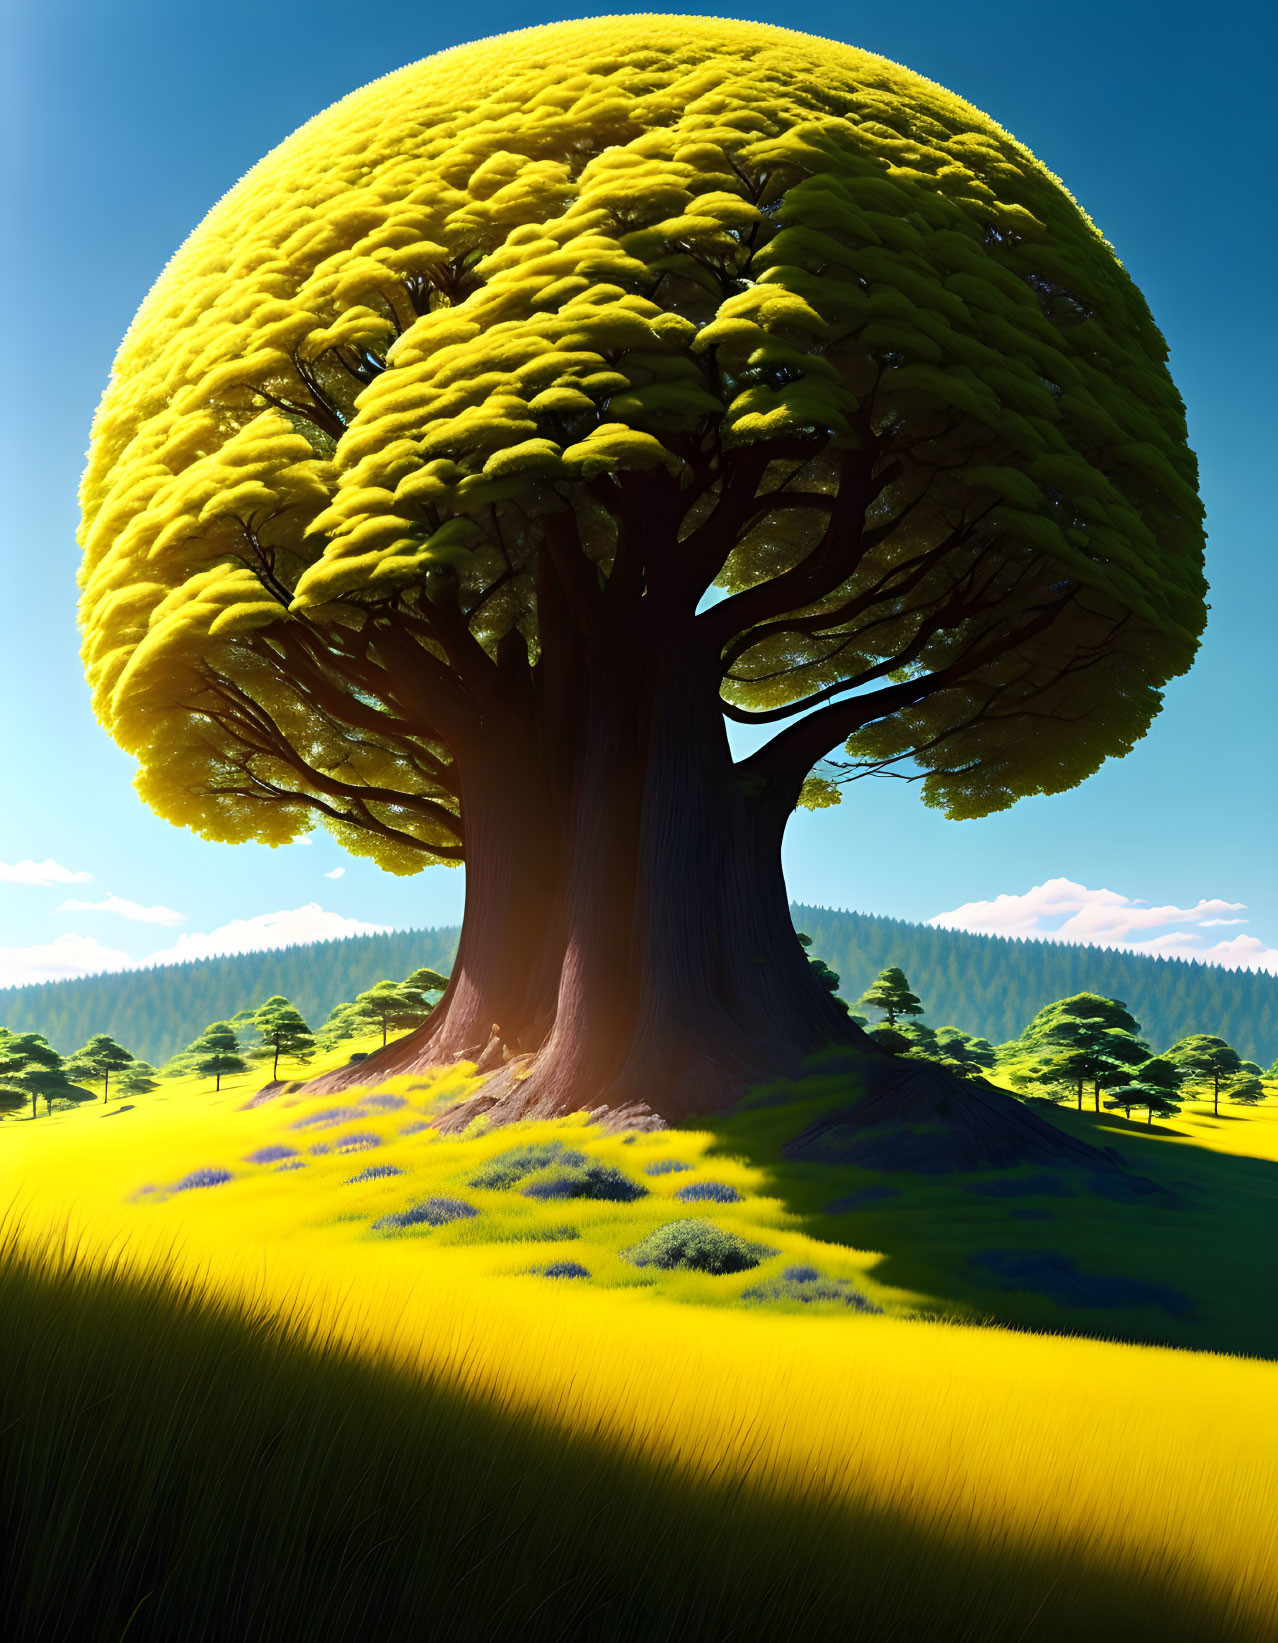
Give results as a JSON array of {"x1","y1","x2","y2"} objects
[
  {"x1": 0, "y1": 1230, "x2": 1258, "y2": 1643},
  {"x1": 696, "y1": 1066, "x2": 1278, "y2": 1359}
]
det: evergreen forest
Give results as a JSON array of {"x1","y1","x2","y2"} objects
[{"x1": 2, "y1": 908, "x2": 1272, "y2": 1067}]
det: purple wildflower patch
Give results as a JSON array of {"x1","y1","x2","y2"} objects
[
  {"x1": 276, "y1": 1159, "x2": 307, "y2": 1171},
  {"x1": 173, "y1": 1168, "x2": 232, "y2": 1192},
  {"x1": 373, "y1": 1196, "x2": 478, "y2": 1232},
  {"x1": 523, "y1": 1164, "x2": 646, "y2": 1203},
  {"x1": 675, "y1": 1181, "x2": 741, "y2": 1204},
  {"x1": 334, "y1": 1132, "x2": 380, "y2": 1153},
  {"x1": 244, "y1": 1145, "x2": 297, "y2": 1164},
  {"x1": 536, "y1": 1261, "x2": 590, "y2": 1279},
  {"x1": 400, "y1": 1120, "x2": 429, "y2": 1135},
  {"x1": 357, "y1": 1093, "x2": 407, "y2": 1113},
  {"x1": 344, "y1": 1164, "x2": 404, "y2": 1185},
  {"x1": 645, "y1": 1158, "x2": 693, "y2": 1176},
  {"x1": 292, "y1": 1106, "x2": 363, "y2": 1130}
]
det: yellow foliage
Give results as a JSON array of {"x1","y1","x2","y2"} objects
[
  {"x1": 4, "y1": 1056, "x2": 1278, "y2": 1634},
  {"x1": 79, "y1": 15, "x2": 1205, "y2": 855}
]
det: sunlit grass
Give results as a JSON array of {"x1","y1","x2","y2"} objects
[{"x1": 3, "y1": 1043, "x2": 1278, "y2": 1638}]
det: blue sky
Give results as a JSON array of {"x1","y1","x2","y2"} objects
[{"x1": 1, "y1": 0, "x2": 1275, "y2": 986}]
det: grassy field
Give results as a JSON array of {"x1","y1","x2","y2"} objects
[{"x1": 3, "y1": 1042, "x2": 1277, "y2": 1640}]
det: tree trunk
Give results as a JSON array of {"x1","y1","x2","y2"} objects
[
  {"x1": 308, "y1": 622, "x2": 861, "y2": 1120},
  {"x1": 298, "y1": 604, "x2": 1129, "y2": 1184}
]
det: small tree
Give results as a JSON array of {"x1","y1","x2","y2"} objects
[
  {"x1": 794, "y1": 934, "x2": 844, "y2": 1005},
  {"x1": 64, "y1": 1034, "x2": 136, "y2": 1104},
  {"x1": 897, "y1": 1021, "x2": 940, "y2": 1059},
  {"x1": 1020, "y1": 995, "x2": 1148, "y2": 1112},
  {"x1": 1104, "y1": 1056, "x2": 1183, "y2": 1126},
  {"x1": 250, "y1": 996, "x2": 316, "y2": 1080},
  {"x1": 352, "y1": 981, "x2": 433, "y2": 1049},
  {"x1": 116, "y1": 1059, "x2": 160, "y2": 1098},
  {"x1": 0, "y1": 1034, "x2": 78, "y2": 1118},
  {"x1": 314, "y1": 998, "x2": 375, "y2": 1052},
  {"x1": 192, "y1": 1022, "x2": 247, "y2": 1091},
  {"x1": 934, "y1": 1027, "x2": 996, "y2": 1076},
  {"x1": 868, "y1": 1024, "x2": 913, "y2": 1056},
  {"x1": 1165, "y1": 1035, "x2": 1243, "y2": 1117},
  {"x1": 857, "y1": 968, "x2": 924, "y2": 1028},
  {"x1": 404, "y1": 968, "x2": 450, "y2": 998},
  {"x1": 1229, "y1": 1073, "x2": 1266, "y2": 1107}
]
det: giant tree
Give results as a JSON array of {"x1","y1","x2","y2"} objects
[{"x1": 77, "y1": 19, "x2": 1205, "y2": 1126}]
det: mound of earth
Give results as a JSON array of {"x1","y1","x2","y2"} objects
[{"x1": 783, "y1": 1058, "x2": 1126, "y2": 1176}]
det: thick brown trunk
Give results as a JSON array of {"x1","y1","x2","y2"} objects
[
  {"x1": 298, "y1": 588, "x2": 1128, "y2": 1181},
  {"x1": 309, "y1": 621, "x2": 863, "y2": 1117}
]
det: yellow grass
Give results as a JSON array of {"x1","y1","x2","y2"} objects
[{"x1": 5, "y1": 1046, "x2": 1277, "y2": 1635}]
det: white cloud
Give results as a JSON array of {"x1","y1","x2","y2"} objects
[
  {"x1": 57, "y1": 893, "x2": 185, "y2": 926},
  {"x1": 930, "y1": 877, "x2": 1278, "y2": 973},
  {"x1": 323, "y1": 867, "x2": 346, "y2": 879},
  {"x1": 141, "y1": 902, "x2": 389, "y2": 966},
  {"x1": 0, "y1": 904, "x2": 391, "y2": 990},
  {"x1": 0, "y1": 858, "x2": 92, "y2": 886},
  {"x1": 0, "y1": 932, "x2": 133, "y2": 988}
]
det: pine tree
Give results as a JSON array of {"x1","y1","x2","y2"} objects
[
  {"x1": 1227, "y1": 1073, "x2": 1265, "y2": 1107},
  {"x1": 192, "y1": 1023, "x2": 247, "y2": 1091},
  {"x1": 1164, "y1": 1035, "x2": 1244, "y2": 1117},
  {"x1": 352, "y1": 982, "x2": 434, "y2": 1049},
  {"x1": 1019, "y1": 995, "x2": 1148, "y2": 1112},
  {"x1": 116, "y1": 1060, "x2": 160, "y2": 1098},
  {"x1": 1104, "y1": 1055, "x2": 1183, "y2": 1125},
  {"x1": 0, "y1": 1033, "x2": 79, "y2": 1118},
  {"x1": 64, "y1": 1034, "x2": 136, "y2": 1103},
  {"x1": 404, "y1": 968, "x2": 450, "y2": 998},
  {"x1": 857, "y1": 968, "x2": 924, "y2": 1028},
  {"x1": 250, "y1": 997, "x2": 316, "y2": 1080}
]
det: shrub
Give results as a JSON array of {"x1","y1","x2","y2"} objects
[
  {"x1": 536, "y1": 1261, "x2": 590, "y2": 1279},
  {"x1": 244, "y1": 1145, "x2": 296, "y2": 1164},
  {"x1": 469, "y1": 1141, "x2": 588, "y2": 1189},
  {"x1": 523, "y1": 1164, "x2": 646, "y2": 1203},
  {"x1": 626, "y1": 1221, "x2": 772, "y2": 1275},
  {"x1": 742, "y1": 1274, "x2": 882, "y2": 1312},
  {"x1": 345, "y1": 1165, "x2": 404, "y2": 1185},
  {"x1": 172, "y1": 1168, "x2": 232, "y2": 1192},
  {"x1": 644, "y1": 1159, "x2": 693, "y2": 1176},
  {"x1": 674, "y1": 1181, "x2": 741, "y2": 1204},
  {"x1": 373, "y1": 1197, "x2": 478, "y2": 1232}
]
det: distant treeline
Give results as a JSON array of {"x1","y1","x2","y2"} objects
[
  {"x1": 794, "y1": 906, "x2": 1277, "y2": 1061},
  {"x1": 0, "y1": 929, "x2": 460, "y2": 1064},
  {"x1": 0, "y1": 905, "x2": 1273, "y2": 1064}
]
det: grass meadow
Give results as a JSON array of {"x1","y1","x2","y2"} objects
[{"x1": 3, "y1": 1040, "x2": 1277, "y2": 1640}]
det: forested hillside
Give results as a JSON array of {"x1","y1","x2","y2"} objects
[
  {"x1": 0, "y1": 907, "x2": 1273, "y2": 1064},
  {"x1": 795, "y1": 906, "x2": 1277, "y2": 1060},
  {"x1": 0, "y1": 929, "x2": 460, "y2": 1064}
]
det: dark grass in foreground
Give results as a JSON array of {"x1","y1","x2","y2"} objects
[{"x1": 0, "y1": 1231, "x2": 1255, "y2": 1643}]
